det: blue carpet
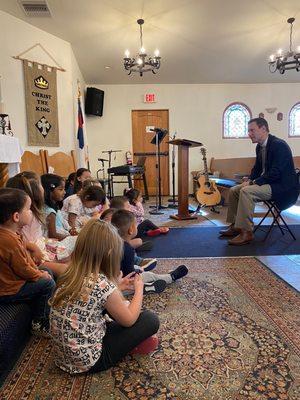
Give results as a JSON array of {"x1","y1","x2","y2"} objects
[{"x1": 138, "y1": 225, "x2": 300, "y2": 258}]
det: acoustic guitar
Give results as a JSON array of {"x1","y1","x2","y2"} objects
[{"x1": 196, "y1": 148, "x2": 221, "y2": 206}]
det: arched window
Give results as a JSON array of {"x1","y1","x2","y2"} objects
[
  {"x1": 223, "y1": 103, "x2": 252, "y2": 138},
  {"x1": 289, "y1": 102, "x2": 300, "y2": 137}
]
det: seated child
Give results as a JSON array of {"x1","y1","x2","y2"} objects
[
  {"x1": 73, "y1": 168, "x2": 91, "y2": 194},
  {"x1": 111, "y1": 210, "x2": 188, "y2": 294},
  {"x1": 6, "y1": 172, "x2": 68, "y2": 276},
  {"x1": 63, "y1": 179, "x2": 109, "y2": 220},
  {"x1": 100, "y1": 208, "x2": 116, "y2": 222},
  {"x1": 41, "y1": 174, "x2": 71, "y2": 240},
  {"x1": 64, "y1": 172, "x2": 76, "y2": 198},
  {"x1": 50, "y1": 219, "x2": 159, "y2": 374},
  {"x1": 62, "y1": 185, "x2": 106, "y2": 231},
  {"x1": 0, "y1": 188, "x2": 55, "y2": 337},
  {"x1": 109, "y1": 196, "x2": 152, "y2": 252},
  {"x1": 124, "y1": 188, "x2": 169, "y2": 237}
]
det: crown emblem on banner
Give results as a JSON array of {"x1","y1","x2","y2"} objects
[{"x1": 34, "y1": 76, "x2": 49, "y2": 90}]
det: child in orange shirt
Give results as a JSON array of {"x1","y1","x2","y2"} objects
[{"x1": 0, "y1": 188, "x2": 55, "y2": 337}]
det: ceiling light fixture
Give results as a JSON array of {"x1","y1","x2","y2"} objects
[
  {"x1": 124, "y1": 19, "x2": 161, "y2": 77},
  {"x1": 269, "y1": 17, "x2": 300, "y2": 74}
]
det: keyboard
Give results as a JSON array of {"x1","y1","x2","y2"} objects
[{"x1": 108, "y1": 165, "x2": 144, "y2": 175}]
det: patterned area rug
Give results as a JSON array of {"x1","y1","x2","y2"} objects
[{"x1": 1, "y1": 257, "x2": 300, "y2": 400}]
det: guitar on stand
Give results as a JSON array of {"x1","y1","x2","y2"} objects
[{"x1": 196, "y1": 147, "x2": 221, "y2": 212}]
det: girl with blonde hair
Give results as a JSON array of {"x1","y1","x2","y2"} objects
[{"x1": 50, "y1": 219, "x2": 159, "y2": 374}]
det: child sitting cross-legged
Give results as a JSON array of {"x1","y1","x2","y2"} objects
[
  {"x1": 105, "y1": 206, "x2": 157, "y2": 272},
  {"x1": 0, "y1": 188, "x2": 55, "y2": 337},
  {"x1": 109, "y1": 195, "x2": 153, "y2": 253},
  {"x1": 111, "y1": 209, "x2": 188, "y2": 294},
  {"x1": 41, "y1": 174, "x2": 71, "y2": 240},
  {"x1": 50, "y1": 219, "x2": 159, "y2": 374},
  {"x1": 124, "y1": 188, "x2": 169, "y2": 237},
  {"x1": 61, "y1": 185, "x2": 106, "y2": 233}
]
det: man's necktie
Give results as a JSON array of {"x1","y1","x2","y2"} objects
[{"x1": 260, "y1": 146, "x2": 266, "y2": 175}]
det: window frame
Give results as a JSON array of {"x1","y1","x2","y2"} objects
[
  {"x1": 222, "y1": 102, "x2": 252, "y2": 139},
  {"x1": 288, "y1": 102, "x2": 300, "y2": 138}
]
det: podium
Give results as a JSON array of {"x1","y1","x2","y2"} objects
[{"x1": 168, "y1": 138, "x2": 202, "y2": 220}]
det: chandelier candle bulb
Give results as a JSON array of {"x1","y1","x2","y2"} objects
[{"x1": 125, "y1": 50, "x2": 130, "y2": 58}]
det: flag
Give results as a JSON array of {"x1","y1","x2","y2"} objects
[{"x1": 77, "y1": 98, "x2": 84, "y2": 149}]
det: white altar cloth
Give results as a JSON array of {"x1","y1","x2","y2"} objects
[{"x1": 0, "y1": 135, "x2": 23, "y2": 176}]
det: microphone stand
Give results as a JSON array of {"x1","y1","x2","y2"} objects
[
  {"x1": 96, "y1": 158, "x2": 109, "y2": 196},
  {"x1": 168, "y1": 132, "x2": 178, "y2": 209},
  {"x1": 149, "y1": 131, "x2": 164, "y2": 215},
  {"x1": 102, "y1": 149, "x2": 122, "y2": 197}
]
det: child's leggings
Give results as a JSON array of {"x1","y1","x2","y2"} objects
[{"x1": 90, "y1": 310, "x2": 159, "y2": 372}]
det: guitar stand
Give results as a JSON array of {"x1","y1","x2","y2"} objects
[{"x1": 194, "y1": 203, "x2": 220, "y2": 214}]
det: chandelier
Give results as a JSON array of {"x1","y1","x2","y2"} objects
[
  {"x1": 124, "y1": 19, "x2": 161, "y2": 77},
  {"x1": 269, "y1": 17, "x2": 300, "y2": 74}
]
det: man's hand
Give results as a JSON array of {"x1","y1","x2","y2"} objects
[{"x1": 241, "y1": 180, "x2": 250, "y2": 187}]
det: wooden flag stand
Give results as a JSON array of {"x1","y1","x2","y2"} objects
[{"x1": 168, "y1": 138, "x2": 202, "y2": 220}]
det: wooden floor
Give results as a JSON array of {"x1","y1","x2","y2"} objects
[{"x1": 143, "y1": 196, "x2": 300, "y2": 292}]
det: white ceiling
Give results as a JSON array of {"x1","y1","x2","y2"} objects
[{"x1": 1, "y1": 0, "x2": 300, "y2": 84}]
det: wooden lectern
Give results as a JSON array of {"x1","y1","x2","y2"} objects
[{"x1": 168, "y1": 138, "x2": 202, "y2": 220}]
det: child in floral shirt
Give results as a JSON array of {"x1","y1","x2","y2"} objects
[{"x1": 50, "y1": 219, "x2": 159, "y2": 374}]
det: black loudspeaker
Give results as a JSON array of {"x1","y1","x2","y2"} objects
[{"x1": 85, "y1": 87, "x2": 104, "y2": 116}]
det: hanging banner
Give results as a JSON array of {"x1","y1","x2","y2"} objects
[{"x1": 23, "y1": 61, "x2": 59, "y2": 146}]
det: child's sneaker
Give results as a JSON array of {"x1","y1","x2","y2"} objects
[
  {"x1": 143, "y1": 280, "x2": 166, "y2": 294},
  {"x1": 170, "y1": 265, "x2": 188, "y2": 281},
  {"x1": 31, "y1": 320, "x2": 51, "y2": 338},
  {"x1": 147, "y1": 228, "x2": 161, "y2": 237},
  {"x1": 147, "y1": 227, "x2": 169, "y2": 237},
  {"x1": 140, "y1": 258, "x2": 157, "y2": 271},
  {"x1": 130, "y1": 334, "x2": 159, "y2": 355}
]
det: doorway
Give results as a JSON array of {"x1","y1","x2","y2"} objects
[{"x1": 132, "y1": 110, "x2": 169, "y2": 196}]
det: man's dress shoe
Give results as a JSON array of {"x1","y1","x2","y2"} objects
[
  {"x1": 228, "y1": 230, "x2": 254, "y2": 246},
  {"x1": 219, "y1": 225, "x2": 241, "y2": 237}
]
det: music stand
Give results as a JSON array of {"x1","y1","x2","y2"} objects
[
  {"x1": 168, "y1": 138, "x2": 202, "y2": 220},
  {"x1": 149, "y1": 128, "x2": 168, "y2": 215}
]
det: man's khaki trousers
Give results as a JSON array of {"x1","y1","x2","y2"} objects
[{"x1": 226, "y1": 183, "x2": 272, "y2": 231}]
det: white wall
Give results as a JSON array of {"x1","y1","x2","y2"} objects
[
  {"x1": 0, "y1": 10, "x2": 85, "y2": 156},
  {"x1": 86, "y1": 83, "x2": 300, "y2": 193}
]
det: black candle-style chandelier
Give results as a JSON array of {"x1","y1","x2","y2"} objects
[
  {"x1": 269, "y1": 17, "x2": 300, "y2": 74},
  {"x1": 124, "y1": 19, "x2": 161, "y2": 77}
]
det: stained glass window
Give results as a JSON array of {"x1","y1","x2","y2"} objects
[
  {"x1": 289, "y1": 103, "x2": 300, "y2": 137},
  {"x1": 223, "y1": 103, "x2": 251, "y2": 138}
]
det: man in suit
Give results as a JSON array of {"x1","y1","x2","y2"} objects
[{"x1": 220, "y1": 117, "x2": 298, "y2": 245}]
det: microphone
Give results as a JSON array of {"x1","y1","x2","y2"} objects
[{"x1": 98, "y1": 158, "x2": 108, "y2": 162}]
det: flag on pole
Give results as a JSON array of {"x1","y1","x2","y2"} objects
[{"x1": 77, "y1": 98, "x2": 84, "y2": 149}]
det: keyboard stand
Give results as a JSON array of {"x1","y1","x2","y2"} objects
[{"x1": 110, "y1": 172, "x2": 149, "y2": 200}]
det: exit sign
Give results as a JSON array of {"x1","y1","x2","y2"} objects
[{"x1": 144, "y1": 93, "x2": 156, "y2": 103}]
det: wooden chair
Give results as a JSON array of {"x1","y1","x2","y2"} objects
[
  {"x1": 20, "y1": 150, "x2": 47, "y2": 176},
  {"x1": 44, "y1": 150, "x2": 77, "y2": 178}
]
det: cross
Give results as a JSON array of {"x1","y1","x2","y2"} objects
[{"x1": 37, "y1": 117, "x2": 50, "y2": 137}]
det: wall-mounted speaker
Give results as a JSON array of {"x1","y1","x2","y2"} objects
[{"x1": 85, "y1": 87, "x2": 104, "y2": 116}]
